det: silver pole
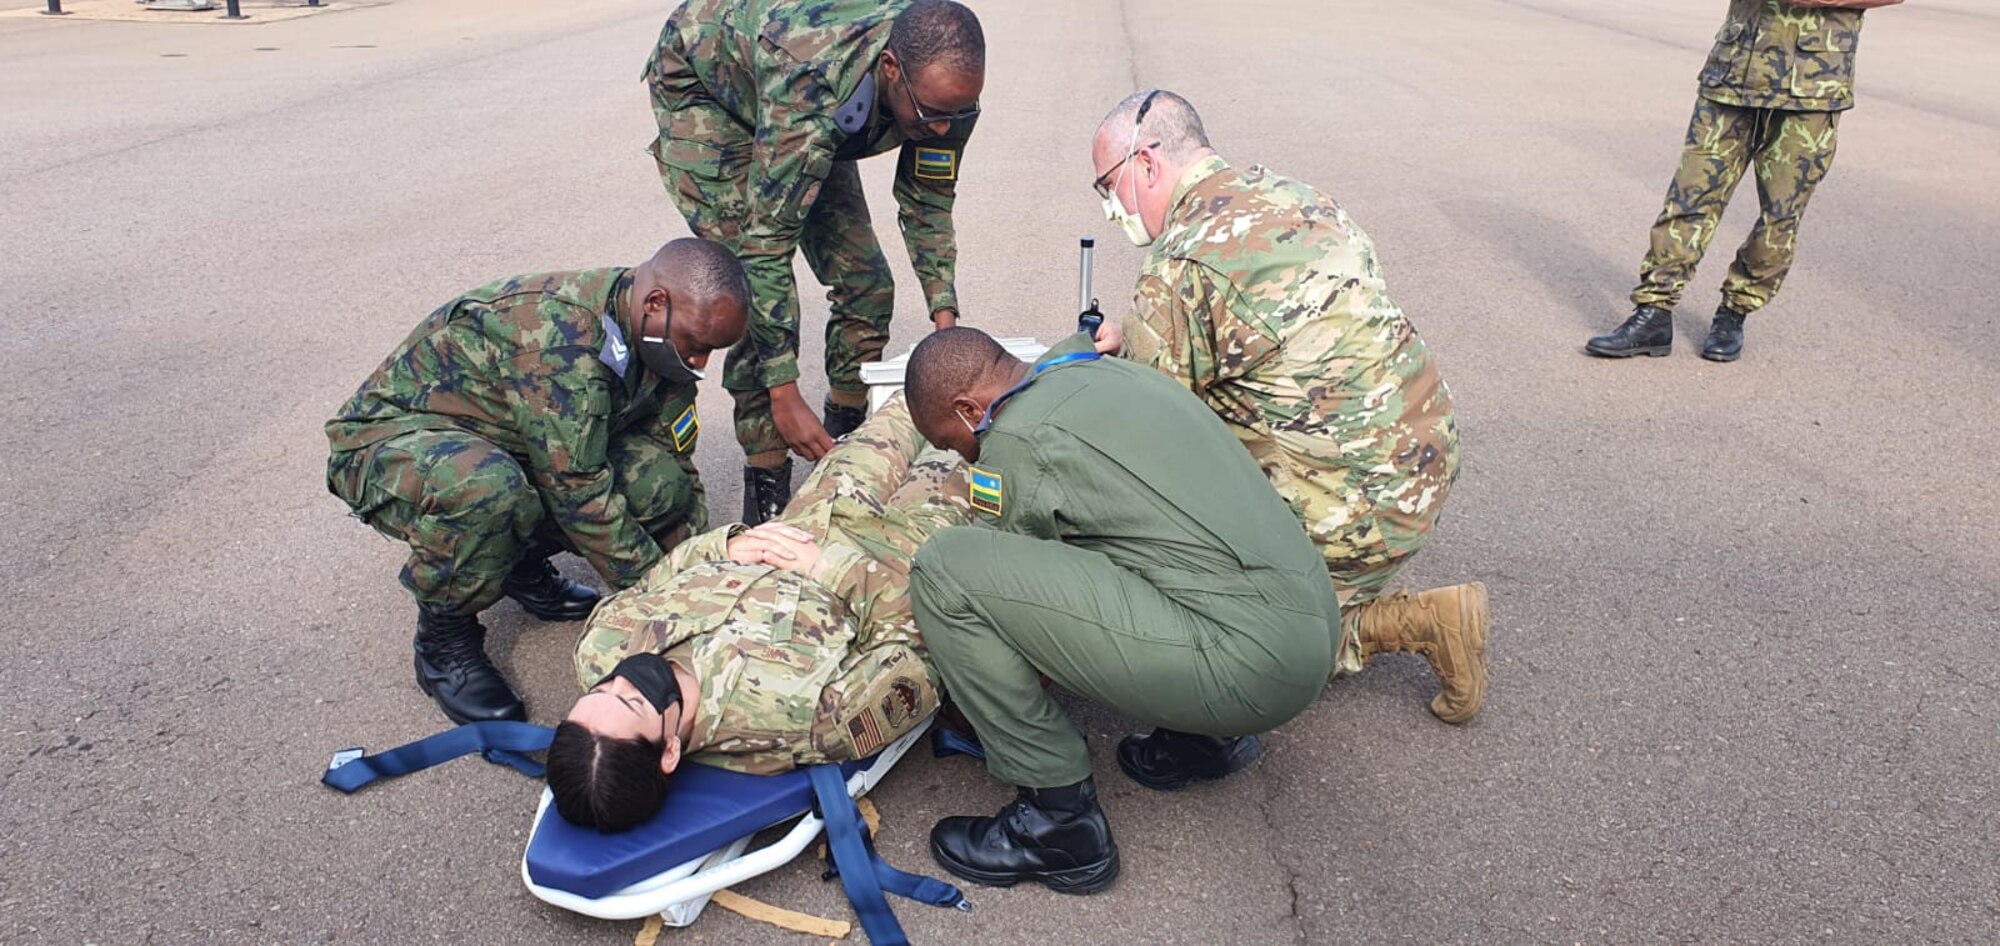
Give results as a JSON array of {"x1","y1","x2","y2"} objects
[{"x1": 1077, "y1": 238, "x2": 1095, "y2": 315}]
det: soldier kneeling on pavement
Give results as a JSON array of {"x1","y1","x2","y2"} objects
[
  {"x1": 325, "y1": 239, "x2": 749, "y2": 725},
  {"x1": 545, "y1": 395, "x2": 969, "y2": 832},
  {"x1": 1087, "y1": 89, "x2": 1488, "y2": 725}
]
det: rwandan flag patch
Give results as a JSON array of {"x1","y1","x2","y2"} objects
[
  {"x1": 914, "y1": 147, "x2": 958, "y2": 181},
  {"x1": 968, "y1": 466, "x2": 1003, "y2": 516},
  {"x1": 671, "y1": 405, "x2": 699, "y2": 452}
]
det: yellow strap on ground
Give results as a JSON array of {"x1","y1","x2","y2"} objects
[
  {"x1": 633, "y1": 914, "x2": 663, "y2": 946},
  {"x1": 711, "y1": 889, "x2": 852, "y2": 939}
]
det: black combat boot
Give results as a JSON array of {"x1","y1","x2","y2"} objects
[
  {"x1": 1115, "y1": 728, "x2": 1265, "y2": 791},
  {"x1": 1701, "y1": 307, "x2": 1746, "y2": 362},
  {"x1": 929, "y1": 778, "x2": 1120, "y2": 895},
  {"x1": 742, "y1": 460, "x2": 793, "y2": 527},
  {"x1": 1585, "y1": 305, "x2": 1674, "y2": 358},
  {"x1": 502, "y1": 552, "x2": 600, "y2": 621},
  {"x1": 413, "y1": 608, "x2": 525, "y2": 725},
  {"x1": 822, "y1": 397, "x2": 867, "y2": 441}
]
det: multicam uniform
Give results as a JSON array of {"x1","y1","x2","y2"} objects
[
  {"x1": 572, "y1": 397, "x2": 969, "y2": 773},
  {"x1": 645, "y1": 0, "x2": 975, "y2": 454},
  {"x1": 1121, "y1": 156, "x2": 1460, "y2": 647},
  {"x1": 326, "y1": 269, "x2": 706, "y2": 616},
  {"x1": 1632, "y1": 0, "x2": 1872, "y2": 315}
]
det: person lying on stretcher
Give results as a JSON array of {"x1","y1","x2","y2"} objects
[{"x1": 547, "y1": 395, "x2": 970, "y2": 832}]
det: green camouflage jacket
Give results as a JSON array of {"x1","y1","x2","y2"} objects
[
  {"x1": 1699, "y1": 0, "x2": 1870, "y2": 111},
  {"x1": 647, "y1": 0, "x2": 976, "y2": 389},
  {"x1": 325, "y1": 269, "x2": 701, "y2": 589}
]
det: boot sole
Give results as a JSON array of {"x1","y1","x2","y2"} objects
[
  {"x1": 1431, "y1": 581, "x2": 1490, "y2": 724},
  {"x1": 1584, "y1": 343, "x2": 1671, "y2": 358},
  {"x1": 1699, "y1": 349, "x2": 1741, "y2": 363},
  {"x1": 1117, "y1": 736, "x2": 1266, "y2": 792},
  {"x1": 929, "y1": 839, "x2": 1121, "y2": 895}
]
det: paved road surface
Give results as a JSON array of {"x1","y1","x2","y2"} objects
[{"x1": 3, "y1": 0, "x2": 1995, "y2": 942}]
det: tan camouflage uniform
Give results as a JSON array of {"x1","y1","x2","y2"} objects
[
  {"x1": 1633, "y1": 0, "x2": 1870, "y2": 315},
  {"x1": 572, "y1": 396, "x2": 970, "y2": 774},
  {"x1": 1121, "y1": 156, "x2": 1459, "y2": 670},
  {"x1": 644, "y1": 0, "x2": 974, "y2": 454}
]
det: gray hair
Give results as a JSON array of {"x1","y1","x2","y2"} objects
[{"x1": 1096, "y1": 89, "x2": 1211, "y2": 162}]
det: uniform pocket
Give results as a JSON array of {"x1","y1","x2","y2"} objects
[{"x1": 1792, "y1": 30, "x2": 1858, "y2": 100}]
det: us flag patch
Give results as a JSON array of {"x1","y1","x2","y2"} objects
[
  {"x1": 968, "y1": 466, "x2": 1003, "y2": 516},
  {"x1": 913, "y1": 147, "x2": 957, "y2": 181}
]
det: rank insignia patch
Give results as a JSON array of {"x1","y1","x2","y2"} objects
[
  {"x1": 914, "y1": 147, "x2": 957, "y2": 181},
  {"x1": 671, "y1": 405, "x2": 699, "y2": 452},
  {"x1": 968, "y1": 466, "x2": 1003, "y2": 516}
]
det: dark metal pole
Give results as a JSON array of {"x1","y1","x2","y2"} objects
[
  {"x1": 307, "y1": 0, "x2": 321, "y2": 6},
  {"x1": 222, "y1": 0, "x2": 246, "y2": 19},
  {"x1": 43, "y1": 0, "x2": 68, "y2": 16}
]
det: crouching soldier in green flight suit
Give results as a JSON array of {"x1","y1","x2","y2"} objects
[
  {"x1": 644, "y1": 0, "x2": 985, "y2": 524},
  {"x1": 325, "y1": 239, "x2": 749, "y2": 725},
  {"x1": 1588, "y1": 0, "x2": 1902, "y2": 362},
  {"x1": 544, "y1": 395, "x2": 969, "y2": 832},
  {"x1": 903, "y1": 327, "x2": 1341, "y2": 894}
]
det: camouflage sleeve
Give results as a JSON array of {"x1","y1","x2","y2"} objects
[
  {"x1": 509, "y1": 348, "x2": 663, "y2": 589},
  {"x1": 738, "y1": 69, "x2": 843, "y2": 390},
  {"x1": 892, "y1": 116, "x2": 976, "y2": 315},
  {"x1": 805, "y1": 640, "x2": 939, "y2": 763},
  {"x1": 1126, "y1": 258, "x2": 1279, "y2": 400}
]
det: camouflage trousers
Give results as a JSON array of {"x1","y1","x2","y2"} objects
[
  {"x1": 327, "y1": 429, "x2": 704, "y2": 616},
  {"x1": 1632, "y1": 98, "x2": 1842, "y2": 315},
  {"x1": 650, "y1": 94, "x2": 896, "y2": 458}
]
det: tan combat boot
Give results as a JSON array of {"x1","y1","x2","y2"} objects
[{"x1": 1351, "y1": 581, "x2": 1489, "y2": 723}]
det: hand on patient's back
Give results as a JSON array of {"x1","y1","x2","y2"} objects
[
  {"x1": 727, "y1": 522, "x2": 822, "y2": 573},
  {"x1": 1092, "y1": 319, "x2": 1124, "y2": 356}
]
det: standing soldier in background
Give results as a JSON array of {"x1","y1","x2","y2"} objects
[
  {"x1": 1587, "y1": 0, "x2": 1902, "y2": 362},
  {"x1": 1087, "y1": 91, "x2": 1488, "y2": 764},
  {"x1": 644, "y1": 0, "x2": 985, "y2": 523},
  {"x1": 325, "y1": 239, "x2": 749, "y2": 725}
]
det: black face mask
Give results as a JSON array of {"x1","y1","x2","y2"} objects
[
  {"x1": 638, "y1": 302, "x2": 705, "y2": 386},
  {"x1": 600, "y1": 652, "x2": 682, "y2": 715}
]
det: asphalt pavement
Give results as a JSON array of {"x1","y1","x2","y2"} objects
[{"x1": 2, "y1": 0, "x2": 1996, "y2": 943}]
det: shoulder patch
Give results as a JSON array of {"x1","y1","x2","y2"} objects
[
  {"x1": 968, "y1": 465, "x2": 1002, "y2": 516},
  {"x1": 671, "y1": 404, "x2": 699, "y2": 452},
  {"x1": 913, "y1": 147, "x2": 957, "y2": 181}
]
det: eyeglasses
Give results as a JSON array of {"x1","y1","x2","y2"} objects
[
  {"x1": 1090, "y1": 89, "x2": 1164, "y2": 198},
  {"x1": 894, "y1": 48, "x2": 981, "y2": 125}
]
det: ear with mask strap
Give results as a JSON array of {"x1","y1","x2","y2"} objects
[{"x1": 637, "y1": 304, "x2": 706, "y2": 385}]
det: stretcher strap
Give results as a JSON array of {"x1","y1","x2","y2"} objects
[
  {"x1": 320, "y1": 722, "x2": 555, "y2": 793},
  {"x1": 806, "y1": 765, "x2": 969, "y2": 946}
]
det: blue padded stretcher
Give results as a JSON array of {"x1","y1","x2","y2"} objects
[{"x1": 521, "y1": 717, "x2": 933, "y2": 926}]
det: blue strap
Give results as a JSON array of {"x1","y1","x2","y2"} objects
[
  {"x1": 807, "y1": 765, "x2": 969, "y2": 946},
  {"x1": 321, "y1": 721, "x2": 555, "y2": 794},
  {"x1": 930, "y1": 727, "x2": 986, "y2": 761},
  {"x1": 974, "y1": 348, "x2": 1103, "y2": 435}
]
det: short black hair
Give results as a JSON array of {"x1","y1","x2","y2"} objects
[
  {"x1": 890, "y1": 0, "x2": 985, "y2": 78},
  {"x1": 656, "y1": 237, "x2": 750, "y2": 314},
  {"x1": 545, "y1": 720, "x2": 674, "y2": 833},
  {"x1": 906, "y1": 326, "x2": 1009, "y2": 421}
]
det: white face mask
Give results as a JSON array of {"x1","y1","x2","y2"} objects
[{"x1": 1102, "y1": 122, "x2": 1155, "y2": 247}]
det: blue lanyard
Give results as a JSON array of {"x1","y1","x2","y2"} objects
[{"x1": 974, "y1": 351, "x2": 1101, "y2": 434}]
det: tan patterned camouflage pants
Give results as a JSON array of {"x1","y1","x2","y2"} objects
[{"x1": 1631, "y1": 98, "x2": 1841, "y2": 315}]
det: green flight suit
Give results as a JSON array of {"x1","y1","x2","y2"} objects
[
  {"x1": 645, "y1": 0, "x2": 975, "y2": 455},
  {"x1": 1633, "y1": 0, "x2": 1872, "y2": 315},
  {"x1": 910, "y1": 334, "x2": 1339, "y2": 789}
]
